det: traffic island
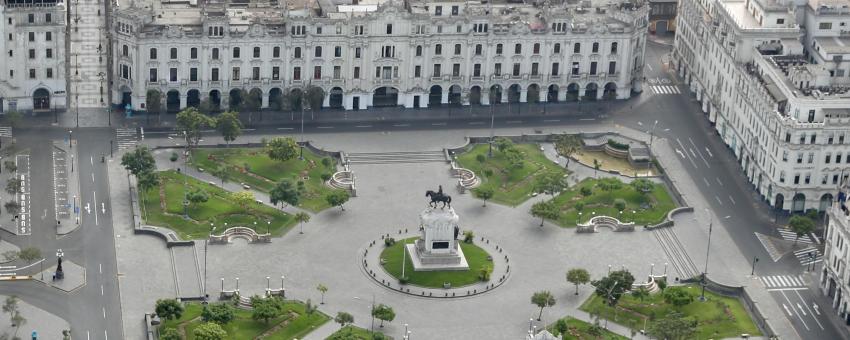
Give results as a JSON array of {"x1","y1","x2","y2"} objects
[{"x1": 33, "y1": 259, "x2": 86, "y2": 293}]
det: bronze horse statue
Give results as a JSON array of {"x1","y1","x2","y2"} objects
[{"x1": 426, "y1": 190, "x2": 452, "y2": 209}]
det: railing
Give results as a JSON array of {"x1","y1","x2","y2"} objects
[{"x1": 209, "y1": 226, "x2": 270, "y2": 244}]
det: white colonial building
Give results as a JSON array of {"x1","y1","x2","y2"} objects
[
  {"x1": 110, "y1": 0, "x2": 648, "y2": 113},
  {"x1": 0, "y1": 0, "x2": 67, "y2": 112},
  {"x1": 821, "y1": 192, "x2": 850, "y2": 327},
  {"x1": 674, "y1": 0, "x2": 850, "y2": 212}
]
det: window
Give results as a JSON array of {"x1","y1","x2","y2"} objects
[
  {"x1": 847, "y1": 152, "x2": 850, "y2": 163},
  {"x1": 272, "y1": 67, "x2": 280, "y2": 80},
  {"x1": 190, "y1": 48, "x2": 197, "y2": 59},
  {"x1": 454, "y1": 44, "x2": 461, "y2": 55},
  {"x1": 29, "y1": 69, "x2": 35, "y2": 79},
  {"x1": 413, "y1": 66, "x2": 420, "y2": 78},
  {"x1": 170, "y1": 68, "x2": 177, "y2": 82},
  {"x1": 451, "y1": 5, "x2": 459, "y2": 15},
  {"x1": 809, "y1": 109, "x2": 816, "y2": 123},
  {"x1": 799, "y1": 133, "x2": 806, "y2": 144},
  {"x1": 45, "y1": 32, "x2": 51, "y2": 41},
  {"x1": 805, "y1": 174, "x2": 811, "y2": 184},
  {"x1": 590, "y1": 61, "x2": 597, "y2": 75},
  {"x1": 808, "y1": 152, "x2": 815, "y2": 163},
  {"x1": 533, "y1": 43, "x2": 540, "y2": 54},
  {"x1": 211, "y1": 68, "x2": 219, "y2": 81},
  {"x1": 7, "y1": 70, "x2": 11, "y2": 79},
  {"x1": 437, "y1": 26, "x2": 443, "y2": 33},
  {"x1": 797, "y1": 153, "x2": 803, "y2": 163},
  {"x1": 531, "y1": 63, "x2": 539, "y2": 75},
  {"x1": 592, "y1": 42, "x2": 599, "y2": 53},
  {"x1": 315, "y1": 46, "x2": 322, "y2": 58},
  {"x1": 841, "y1": 133, "x2": 846, "y2": 144},
  {"x1": 551, "y1": 62, "x2": 559, "y2": 76},
  {"x1": 416, "y1": 46, "x2": 423, "y2": 56},
  {"x1": 46, "y1": 68, "x2": 52, "y2": 78},
  {"x1": 294, "y1": 47, "x2": 302, "y2": 59},
  {"x1": 494, "y1": 63, "x2": 502, "y2": 76},
  {"x1": 573, "y1": 43, "x2": 581, "y2": 53},
  {"x1": 496, "y1": 44, "x2": 503, "y2": 55},
  {"x1": 785, "y1": 132, "x2": 791, "y2": 142},
  {"x1": 433, "y1": 64, "x2": 441, "y2": 77},
  {"x1": 45, "y1": 13, "x2": 51, "y2": 23},
  {"x1": 273, "y1": 47, "x2": 280, "y2": 58},
  {"x1": 46, "y1": 48, "x2": 52, "y2": 58},
  {"x1": 820, "y1": 22, "x2": 833, "y2": 30},
  {"x1": 293, "y1": 67, "x2": 301, "y2": 80},
  {"x1": 452, "y1": 64, "x2": 460, "y2": 77},
  {"x1": 811, "y1": 134, "x2": 817, "y2": 144},
  {"x1": 382, "y1": 46, "x2": 395, "y2": 58},
  {"x1": 212, "y1": 48, "x2": 219, "y2": 59},
  {"x1": 188, "y1": 67, "x2": 198, "y2": 81},
  {"x1": 316, "y1": 26, "x2": 322, "y2": 34},
  {"x1": 149, "y1": 69, "x2": 157, "y2": 82},
  {"x1": 435, "y1": 44, "x2": 442, "y2": 55},
  {"x1": 608, "y1": 61, "x2": 616, "y2": 74},
  {"x1": 826, "y1": 153, "x2": 832, "y2": 164},
  {"x1": 334, "y1": 46, "x2": 342, "y2": 58},
  {"x1": 150, "y1": 48, "x2": 157, "y2": 59},
  {"x1": 170, "y1": 48, "x2": 177, "y2": 59},
  {"x1": 232, "y1": 67, "x2": 240, "y2": 81},
  {"x1": 512, "y1": 63, "x2": 520, "y2": 76},
  {"x1": 28, "y1": 49, "x2": 34, "y2": 59},
  {"x1": 782, "y1": 151, "x2": 788, "y2": 161},
  {"x1": 27, "y1": 14, "x2": 34, "y2": 23},
  {"x1": 473, "y1": 64, "x2": 481, "y2": 77},
  {"x1": 233, "y1": 47, "x2": 240, "y2": 58},
  {"x1": 475, "y1": 44, "x2": 482, "y2": 55},
  {"x1": 252, "y1": 67, "x2": 260, "y2": 80},
  {"x1": 611, "y1": 42, "x2": 618, "y2": 54},
  {"x1": 28, "y1": 32, "x2": 34, "y2": 42},
  {"x1": 435, "y1": 6, "x2": 442, "y2": 16},
  {"x1": 777, "y1": 18, "x2": 785, "y2": 25},
  {"x1": 835, "y1": 174, "x2": 841, "y2": 185},
  {"x1": 572, "y1": 62, "x2": 580, "y2": 75},
  {"x1": 354, "y1": 66, "x2": 361, "y2": 79},
  {"x1": 253, "y1": 47, "x2": 260, "y2": 58},
  {"x1": 823, "y1": 175, "x2": 829, "y2": 185},
  {"x1": 333, "y1": 66, "x2": 341, "y2": 79},
  {"x1": 554, "y1": 43, "x2": 561, "y2": 54},
  {"x1": 386, "y1": 24, "x2": 393, "y2": 34},
  {"x1": 794, "y1": 174, "x2": 800, "y2": 184},
  {"x1": 355, "y1": 48, "x2": 361, "y2": 58},
  {"x1": 314, "y1": 66, "x2": 321, "y2": 79},
  {"x1": 354, "y1": 25, "x2": 364, "y2": 35},
  {"x1": 829, "y1": 134, "x2": 834, "y2": 144},
  {"x1": 779, "y1": 171, "x2": 785, "y2": 183},
  {"x1": 514, "y1": 44, "x2": 522, "y2": 54}
]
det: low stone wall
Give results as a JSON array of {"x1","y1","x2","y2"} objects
[
  {"x1": 576, "y1": 216, "x2": 635, "y2": 233},
  {"x1": 128, "y1": 173, "x2": 193, "y2": 247},
  {"x1": 603, "y1": 144, "x2": 630, "y2": 158},
  {"x1": 703, "y1": 276, "x2": 777, "y2": 338},
  {"x1": 153, "y1": 141, "x2": 341, "y2": 163},
  {"x1": 209, "y1": 226, "x2": 271, "y2": 244},
  {"x1": 644, "y1": 207, "x2": 694, "y2": 230}
]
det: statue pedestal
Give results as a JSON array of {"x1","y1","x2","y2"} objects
[{"x1": 408, "y1": 207, "x2": 469, "y2": 271}]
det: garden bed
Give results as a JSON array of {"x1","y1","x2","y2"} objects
[
  {"x1": 549, "y1": 178, "x2": 676, "y2": 227},
  {"x1": 159, "y1": 301, "x2": 329, "y2": 340},
  {"x1": 380, "y1": 237, "x2": 492, "y2": 288}
]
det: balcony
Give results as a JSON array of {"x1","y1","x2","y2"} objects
[
  {"x1": 470, "y1": 76, "x2": 485, "y2": 82},
  {"x1": 529, "y1": 74, "x2": 542, "y2": 81},
  {"x1": 490, "y1": 74, "x2": 507, "y2": 81},
  {"x1": 208, "y1": 80, "x2": 222, "y2": 87},
  {"x1": 549, "y1": 74, "x2": 561, "y2": 81},
  {"x1": 450, "y1": 75, "x2": 464, "y2": 81},
  {"x1": 375, "y1": 77, "x2": 400, "y2": 85}
]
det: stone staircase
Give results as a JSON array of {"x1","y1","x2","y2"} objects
[{"x1": 345, "y1": 150, "x2": 447, "y2": 164}]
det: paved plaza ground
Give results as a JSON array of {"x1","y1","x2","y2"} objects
[{"x1": 111, "y1": 125, "x2": 790, "y2": 339}]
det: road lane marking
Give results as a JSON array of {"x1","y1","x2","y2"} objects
[
  {"x1": 579, "y1": 118, "x2": 596, "y2": 121},
  {"x1": 105, "y1": 330, "x2": 108, "y2": 340},
  {"x1": 716, "y1": 178, "x2": 723, "y2": 186},
  {"x1": 276, "y1": 127, "x2": 294, "y2": 130},
  {"x1": 468, "y1": 122, "x2": 485, "y2": 125},
  {"x1": 355, "y1": 125, "x2": 372, "y2": 128},
  {"x1": 507, "y1": 121, "x2": 522, "y2": 124},
  {"x1": 90, "y1": 156, "x2": 93, "y2": 165},
  {"x1": 543, "y1": 119, "x2": 561, "y2": 123},
  {"x1": 705, "y1": 147, "x2": 714, "y2": 158},
  {"x1": 103, "y1": 307, "x2": 106, "y2": 318},
  {"x1": 87, "y1": 331, "x2": 90, "y2": 340},
  {"x1": 783, "y1": 304, "x2": 793, "y2": 316},
  {"x1": 99, "y1": 263, "x2": 102, "y2": 274},
  {"x1": 781, "y1": 290, "x2": 810, "y2": 330},
  {"x1": 93, "y1": 191, "x2": 98, "y2": 226},
  {"x1": 729, "y1": 196, "x2": 736, "y2": 205},
  {"x1": 715, "y1": 196, "x2": 723, "y2": 205},
  {"x1": 703, "y1": 178, "x2": 710, "y2": 187},
  {"x1": 432, "y1": 123, "x2": 447, "y2": 126},
  {"x1": 317, "y1": 126, "x2": 334, "y2": 129},
  {"x1": 795, "y1": 290, "x2": 825, "y2": 330},
  {"x1": 646, "y1": 63, "x2": 653, "y2": 71},
  {"x1": 393, "y1": 124, "x2": 411, "y2": 127},
  {"x1": 101, "y1": 285, "x2": 104, "y2": 295},
  {"x1": 91, "y1": 173, "x2": 95, "y2": 183},
  {"x1": 797, "y1": 303, "x2": 807, "y2": 316},
  {"x1": 676, "y1": 138, "x2": 698, "y2": 168}
]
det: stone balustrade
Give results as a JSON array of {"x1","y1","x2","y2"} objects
[
  {"x1": 329, "y1": 170, "x2": 357, "y2": 196},
  {"x1": 450, "y1": 161, "x2": 480, "y2": 193},
  {"x1": 209, "y1": 226, "x2": 271, "y2": 244},
  {"x1": 576, "y1": 215, "x2": 635, "y2": 233}
]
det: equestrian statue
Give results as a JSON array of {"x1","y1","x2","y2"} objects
[{"x1": 425, "y1": 185, "x2": 452, "y2": 209}]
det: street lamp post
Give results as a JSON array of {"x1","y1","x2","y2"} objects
[
  {"x1": 700, "y1": 209, "x2": 713, "y2": 302},
  {"x1": 488, "y1": 85, "x2": 500, "y2": 158},
  {"x1": 354, "y1": 294, "x2": 376, "y2": 332}
]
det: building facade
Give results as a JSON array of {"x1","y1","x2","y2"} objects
[
  {"x1": 673, "y1": 0, "x2": 850, "y2": 212},
  {"x1": 821, "y1": 193, "x2": 850, "y2": 326},
  {"x1": 0, "y1": 0, "x2": 67, "y2": 113},
  {"x1": 111, "y1": 0, "x2": 648, "y2": 113}
]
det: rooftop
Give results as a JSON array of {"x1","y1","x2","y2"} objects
[{"x1": 815, "y1": 36, "x2": 850, "y2": 54}]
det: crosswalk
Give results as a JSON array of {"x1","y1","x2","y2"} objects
[
  {"x1": 778, "y1": 228, "x2": 814, "y2": 244},
  {"x1": 649, "y1": 85, "x2": 680, "y2": 94},
  {"x1": 760, "y1": 275, "x2": 808, "y2": 290},
  {"x1": 0, "y1": 126, "x2": 12, "y2": 138},
  {"x1": 755, "y1": 232, "x2": 784, "y2": 262},
  {"x1": 794, "y1": 247, "x2": 823, "y2": 266},
  {"x1": 116, "y1": 128, "x2": 139, "y2": 150}
]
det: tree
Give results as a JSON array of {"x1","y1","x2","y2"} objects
[
  {"x1": 630, "y1": 178, "x2": 654, "y2": 195},
  {"x1": 614, "y1": 198, "x2": 627, "y2": 212},
  {"x1": 663, "y1": 286, "x2": 694, "y2": 308},
  {"x1": 371, "y1": 304, "x2": 395, "y2": 327},
  {"x1": 530, "y1": 290, "x2": 556, "y2": 321},
  {"x1": 316, "y1": 284, "x2": 328, "y2": 304},
  {"x1": 503, "y1": 147, "x2": 524, "y2": 169},
  {"x1": 656, "y1": 278, "x2": 668, "y2": 293},
  {"x1": 554, "y1": 318, "x2": 569, "y2": 335},
  {"x1": 631, "y1": 286, "x2": 650, "y2": 303},
  {"x1": 566, "y1": 268, "x2": 591, "y2": 295},
  {"x1": 176, "y1": 107, "x2": 216, "y2": 152},
  {"x1": 494, "y1": 137, "x2": 514, "y2": 153},
  {"x1": 592, "y1": 159, "x2": 602, "y2": 178},
  {"x1": 198, "y1": 98, "x2": 215, "y2": 115},
  {"x1": 211, "y1": 167, "x2": 230, "y2": 186},
  {"x1": 146, "y1": 89, "x2": 162, "y2": 115},
  {"x1": 201, "y1": 303, "x2": 235, "y2": 325},
  {"x1": 250, "y1": 295, "x2": 283, "y2": 324},
  {"x1": 554, "y1": 134, "x2": 582, "y2": 169},
  {"x1": 186, "y1": 188, "x2": 209, "y2": 208},
  {"x1": 136, "y1": 171, "x2": 159, "y2": 194},
  {"x1": 473, "y1": 187, "x2": 494, "y2": 207},
  {"x1": 5, "y1": 178, "x2": 21, "y2": 195},
  {"x1": 4, "y1": 201, "x2": 19, "y2": 216},
  {"x1": 287, "y1": 89, "x2": 303, "y2": 112},
  {"x1": 193, "y1": 322, "x2": 227, "y2": 340},
  {"x1": 159, "y1": 328, "x2": 181, "y2": 340},
  {"x1": 533, "y1": 171, "x2": 568, "y2": 197},
  {"x1": 592, "y1": 270, "x2": 636, "y2": 307},
  {"x1": 334, "y1": 311, "x2": 354, "y2": 330},
  {"x1": 216, "y1": 111, "x2": 242, "y2": 145},
  {"x1": 789, "y1": 215, "x2": 816, "y2": 244},
  {"x1": 596, "y1": 178, "x2": 622, "y2": 192},
  {"x1": 266, "y1": 137, "x2": 299, "y2": 163},
  {"x1": 154, "y1": 299, "x2": 184, "y2": 320},
  {"x1": 295, "y1": 211, "x2": 310, "y2": 234},
  {"x1": 326, "y1": 190, "x2": 350, "y2": 211},
  {"x1": 17, "y1": 247, "x2": 40, "y2": 263},
  {"x1": 4, "y1": 161, "x2": 16, "y2": 173},
  {"x1": 241, "y1": 89, "x2": 262, "y2": 113},
  {"x1": 4, "y1": 111, "x2": 22, "y2": 128},
  {"x1": 530, "y1": 200, "x2": 559, "y2": 227},
  {"x1": 270, "y1": 180, "x2": 300, "y2": 207},
  {"x1": 231, "y1": 191, "x2": 255, "y2": 209},
  {"x1": 648, "y1": 312, "x2": 697, "y2": 340},
  {"x1": 2, "y1": 296, "x2": 24, "y2": 338},
  {"x1": 120, "y1": 146, "x2": 156, "y2": 176},
  {"x1": 305, "y1": 86, "x2": 325, "y2": 113}
]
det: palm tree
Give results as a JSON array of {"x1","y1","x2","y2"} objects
[{"x1": 295, "y1": 212, "x2": 310, "y2": 234}]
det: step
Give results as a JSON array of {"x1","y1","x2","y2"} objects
[{"x1": 347, "y1": 158, "x2": 447, "y2": 164}]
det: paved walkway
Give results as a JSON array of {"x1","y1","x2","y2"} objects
[{"x1": 0, "y1": 294, "x2": 70, "y2": 339}]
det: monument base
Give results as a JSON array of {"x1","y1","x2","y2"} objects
[{"x1": 405, "y1": 243, "x2": 469, "y2": 271}]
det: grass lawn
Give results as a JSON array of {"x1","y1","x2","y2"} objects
[
  {"x1": 547, "y1": 317, "x2": 628, "y2": 340},
  {"x1": 456, "y1": 143, "x2": 567, "y2": 206},
  {"x1": 326, "y1": 325, "x2": 392, "y2": 340},
  {"x1": 160, "y1": 301, "x2": 329, "y2": 339},
  {"x1": 190, "y1": 147, "x2": 340, "y2": 212},
  {"x1": 579, "y1": 285, "x2": 762, "y2": 339},
  {"x1": 380, "y1": 237, "x2": 492, "y2": 288},
  {"x1": 140, "y1": 170, "x2": 295, "y2": 239},
  {"x1": 550, "y1": 178, "x2": 676, "y2": 227}
]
